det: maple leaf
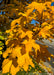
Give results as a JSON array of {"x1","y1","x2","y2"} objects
[
  {"x1": 22, "y1": 38, "x2": 40, "y2": 56},
  {"x1": 10, "y1": 64, "x2": 20, "y2": 75},
  {"x1": 17, "y1": 53, "x2": 34, "y2": 71},
  {"x1": 27, "y1": 1, "x2": 46, "y2": 13},
  {"x1": 2, "y1": 59, "x2": 12, "y2": 74},
  {"x1": 38, "y1": 24, "x2": 53, "y2": 39},
  {"x1": 11, "y1": 46, "x2": 22, "y2": 58}
]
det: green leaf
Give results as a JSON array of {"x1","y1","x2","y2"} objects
[
  {"x1": 0, "y1": 36, "x2": 4, "y2": 40},
  {"x1": 0, "y1": 42, "x2": 4, "y2": 46}
]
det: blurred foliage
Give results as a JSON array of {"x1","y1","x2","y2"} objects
[
  {"x1": 0, "y1": 31, "x2": 4, "y2": 55},
  {"x1": 0, "y1": 0, "x2": 27, "y2": 31},
  {"x1": 0, "y1": 31, "x2": 6, "y2": 71}
]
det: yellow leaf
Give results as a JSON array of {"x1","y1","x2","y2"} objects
[
  {"x1": 51, "y1": 54, "x2": 54, "y2": 57},
  {"x1": 26, "y1": 30, "x2": 33, "y2": 39},
  {"x1": 18, "y1": 12, "x2": 26, "y2": 16},
  {"x1": 2, "y1": 59, "x2": 12, "y2": 74},
  {"x1": 10, "y1": 65, "x2": 20, "y2": 75},
  {"x1": 16, "y1": 9, "x2": 18, "y2": 10},
  {"x1": 11, "y1": 46, "x2": 22, "y2": 58},
  {"x1": 33, "y1": 29, "x2": 36, "y2": 31},
  {"x1": 48, "y1": 57, "x2": 51, "y2": 61},
  {"x1": 0, "y1": 51, "x2": 2, "y2": 54},
  {"x1": 0, "y1": 47, "x2": 3, "y2": 50},
  {"x1": 24, "y1": 21, "x2": 26, "y2": 24},
  {"x1": 27, "y1": 2, "x2": 46, "y2": 13}
]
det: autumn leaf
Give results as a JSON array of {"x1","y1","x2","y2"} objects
[{"x1": 2, "y1": 59, "x2": 12, "y2": 74}]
